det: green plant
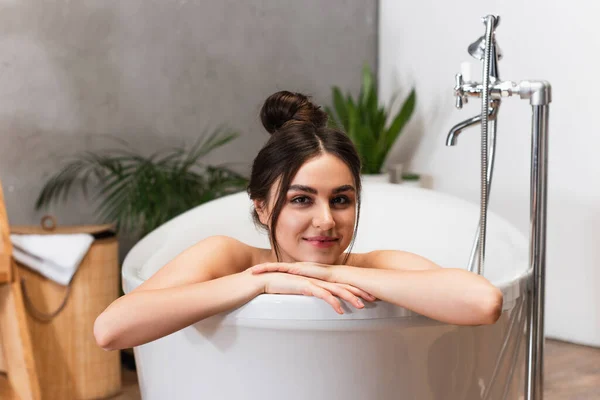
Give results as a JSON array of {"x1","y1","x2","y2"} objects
[
  {"x1": 35, "y1": 127, "x2": 248, "y2": 237},
  {"x1": 401, "y1": 172, "x2": 421, "y2": 181},
  {"x1": 325, "y1": 63, "x2": 416, "y2": 174}
]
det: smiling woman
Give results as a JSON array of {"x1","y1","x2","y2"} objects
[
  {"x1": 93, "y1": 90, "x2": 503, "y2": 353},
  {"x1": 254, "y1": 155, "x2": 358, "y2": 266},
  {"x1": 247, "y1": 90, "x2": 362, "y2": 266}
]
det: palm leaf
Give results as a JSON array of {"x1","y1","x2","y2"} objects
[
  {"x1": 332, "y1": 87, "x2": 349, "y2": 129},
  {"x1": 36, "y1": 127, "x2": 247, "y2": 238},
  {"x1": 324, "y1": 106, "x2": 339, "y2": 129},
  {"x1": 381, "y1": 88, "x2": 416, "y2": 153},
  {"x1": 326, "y1": 63, "x2": 417, "y2": 174}
]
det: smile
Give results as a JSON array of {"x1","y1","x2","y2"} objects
[{"x1": 303, "y1": 237, "x2": 339, "y2": 248}]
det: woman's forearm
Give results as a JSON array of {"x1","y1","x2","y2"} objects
[
  {"x1": 335, "y1": 266, "x2": 503, "y2": 326},
  {"x1": 94, "y1": 271, "x2": 263, "y2": 351}
]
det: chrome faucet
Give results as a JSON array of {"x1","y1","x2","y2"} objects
[
  {"x1": 446, "y1": 102, "x2": 498, "y2": 146},
  {"x1": 448, "y1": 15, "x2": 503, "y2": 146},
  {"x1": 446, "y1": 14, "x2": 552, "y2": 400}
]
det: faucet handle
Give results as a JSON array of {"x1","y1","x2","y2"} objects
[
  {"x1": 454, "y1": 73, "x2": 468, "y2": 109},
  {"x1": 456, "y1": 95, "x2": 464, "y2": 109}
]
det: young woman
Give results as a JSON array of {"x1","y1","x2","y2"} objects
[{"x1": 94, "y1": 91, "x2": 503, "y2": 351}]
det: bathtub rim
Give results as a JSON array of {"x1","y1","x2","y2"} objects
[{"x1": 122, "y1": 260, "x2": 530, "y2": 324}]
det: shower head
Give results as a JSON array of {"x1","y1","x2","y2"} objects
[
  {"x1": 467, "y1": 16, "x2": 502, "y2": 80},
  {"x1": 468, "y1": 36, "x2": 503, "y2": 61}
]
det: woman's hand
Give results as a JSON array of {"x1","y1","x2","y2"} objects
[
  {"x1": 250, "y1": 261, "x2": 339, "y2": 282},
  {"x1": 248, "y1": 262, "x2": 377, "y2": 314},
  {"x1": 251, "y1": 268, "x2": 375, "y2": 314}
]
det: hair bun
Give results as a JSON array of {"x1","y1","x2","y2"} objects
[{"x1": 260, "y1": 91, "x2": 328, "y2": 134}]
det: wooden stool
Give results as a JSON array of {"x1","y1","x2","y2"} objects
[{"x1": 0, "y1": 181, "x2": 41, "y2": 400}]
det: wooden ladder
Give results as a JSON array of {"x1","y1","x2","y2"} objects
[{"x1": 0, "y1": 181, "x2": 41, "y2": 400}]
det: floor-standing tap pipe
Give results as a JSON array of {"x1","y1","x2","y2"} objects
[{"x1": 525, "y1": 100, "x2": 550, "y2": 400}]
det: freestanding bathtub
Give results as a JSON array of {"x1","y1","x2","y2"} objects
[{"x1": 122, "y1": 182, "x2": 530, "y2": 400}]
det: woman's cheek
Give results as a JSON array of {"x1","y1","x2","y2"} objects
[{"x1": 277, "y1": 208, "x2": 306, "y2": 236}]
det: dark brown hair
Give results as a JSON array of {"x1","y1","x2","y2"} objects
[{"x1": 247, "y1": 90, "x2": 362, "y2": 263}]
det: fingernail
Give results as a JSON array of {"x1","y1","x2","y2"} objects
[{"x1": 357, "y1": 299, "x2": 364, "y2": 307}]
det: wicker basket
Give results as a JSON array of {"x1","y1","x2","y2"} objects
[{"x1": 10, "y1": 216, "x2": 122, "y2": 400}]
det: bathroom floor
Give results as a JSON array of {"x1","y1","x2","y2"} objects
[
  {"x1": 543, "y1": 339, "x2": 600, "y2": 399},
  {"x1": 0, "y1": 339, "x2": 597, "y2": 399}
]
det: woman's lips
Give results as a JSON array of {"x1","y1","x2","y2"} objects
[{"x1": 303, "y1": 237, "x2": 339, "y2": 248}]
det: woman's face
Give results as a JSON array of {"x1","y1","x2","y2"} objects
[{"x1": 256, "y1": 153, "x2": 357, "y2": 265}]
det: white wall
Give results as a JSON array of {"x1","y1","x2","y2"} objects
[{"x1": 379, "y1": 1, "x2": 599, "y2": 347}]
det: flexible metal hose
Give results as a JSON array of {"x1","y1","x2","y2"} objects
[
  {"x1": 475, "y1": 15, "x2": 496, "y2": 276},
  {"x1": 467, "y1": 116, "x2": 497, "y2": 273}
]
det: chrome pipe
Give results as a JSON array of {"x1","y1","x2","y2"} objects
[
  {"x1": 446, "y1": 105, "x2": 498, "y2": 146},
  {"x1": 525, "y1": 103, "x2": 550, "y2": 400},
  {"x1": 446, "y1": 114, "x2": 481, "y2": 146}
]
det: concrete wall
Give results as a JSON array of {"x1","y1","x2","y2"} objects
[{"x1": 0, "y1": 1, "x2": 377, "y2": 256}]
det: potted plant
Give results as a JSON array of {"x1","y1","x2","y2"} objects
[
  {"x1": 35, "y1": 126, "x2": 247, "y2": 371},
  {"x1": 35, "y1": 127, "x2": 247, "y2": 238},
  {"x1": 325, "y1": 63, "x2": 416, "y2": 181},
  {"x1": 399, "y1": 172, "x2": 422, "y2": 188}
]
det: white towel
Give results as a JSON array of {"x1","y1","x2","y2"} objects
[{"x1": 10, "y1": 233, "x2": 95, "y2": 286}]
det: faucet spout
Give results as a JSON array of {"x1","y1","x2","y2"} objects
[
  {"x1": 446, "y1": 103, "x2": 499, "y2": 146},
  {"x1": 447, "y1": 114, "x2": 482, "y2": 146}
]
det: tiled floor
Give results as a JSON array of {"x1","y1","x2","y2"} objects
[{"x1": 1, "y1": 339, "x2": 598, "y2": 399}]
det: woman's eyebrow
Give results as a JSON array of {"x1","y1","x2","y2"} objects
[
  {"x1": 332, "y1": 185, "x2": 355, "y2": 194},
  {"x1": 288, "y1": 184, "x2": 355, "y2": 194}
]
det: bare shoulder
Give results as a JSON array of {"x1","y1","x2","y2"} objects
[
  {"x1": 344, "y1": 251, "x2": 368, "y2": 268},
  {"x1": 133, "y1": 235, "x2": 256, "y2": 292},
  {"x1": 346, "y1": 249, "x2": 442, "y2": 271}
]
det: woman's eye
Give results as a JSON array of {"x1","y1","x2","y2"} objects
[
  {"x1": 332, "y1": 196, "x2": 351, "y2": 205},
  {"x1": 290, "y1": 196, "x2": 351, "y2": 206},
  {"x1": 291, "y1": 196, "x2": 311, "y2": 204}
]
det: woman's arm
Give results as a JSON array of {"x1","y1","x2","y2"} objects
[
  {"x1": 251, "y1": 259, "x2": 504, "y2": 326},
  {"x1": 334, "y1": 265, "x2": 503, "y2": 326},
  {"x1": 93, "y1": 235, "x2": 258, "y2": 350},
  {"x1": 347, "y1": 250, "x2": 501, "y2": 324},
  {"x1": 94, "y1": 270, "x2": 264, "y2": 351},
  {"x1": 94, "y1": 236, "x2": 374, "y2": 350},
  {"x1": 354, "y1": 250, "x2": 442, "y2": 271}
]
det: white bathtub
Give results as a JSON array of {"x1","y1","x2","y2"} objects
[{"x1": 122, "y1": 182, "x2": 530, "y2": 400}]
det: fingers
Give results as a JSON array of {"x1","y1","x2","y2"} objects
[
  {"x1": 320, "y1": 283, "x2": 365, "y2": 310},
  {"x1": 304, "y1": 284, "x2": 344, "y2": 314},
  {"x1": 306, "y1": 279, "x2": 367, "y2": 310},
  {"x1": 305, "y1": 277, "x2": 376, "y2": 304},
  {"x1": 264, "y1": 273, "x2": 372, "y2": 314},
  {"x1": 337, "y1": 284, "x2": 377, "y2": 302},
  {"x1": 251, "y1": 262, "x2": 331, "y2": 281},
  {"x1": 250, "y1": 263, "x2": 292, "y2": 274}
]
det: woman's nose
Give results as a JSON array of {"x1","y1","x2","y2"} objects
[{"x1": 312, "y1": 204, "x2": 335, "y2": 230}]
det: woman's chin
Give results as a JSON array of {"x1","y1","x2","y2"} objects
[
  {"x1": 287, "y1": 241, "x2": 347, "y2": 264},
  {"x1": 297, "y1": 253, "x2": 339, "y2": 265}
]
